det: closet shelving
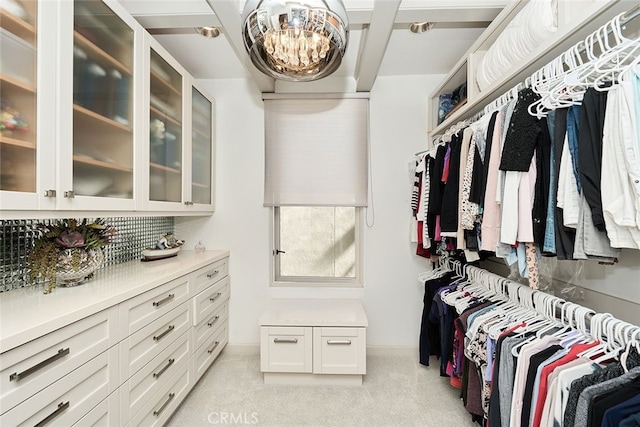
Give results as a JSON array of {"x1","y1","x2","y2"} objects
[{"x1": 428, "y1": 0, "x2": 638, "y2": 137}]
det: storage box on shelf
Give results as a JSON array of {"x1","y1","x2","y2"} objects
[
  {"x1": 428, "y1": 0, "x2": 638, "y2": 137},
  {"x1": 260, "y1": 299, "x2": 367, "y2": 385},
  {"x1": 0, "y1": 250, "x2": 230, "y2": 427}
]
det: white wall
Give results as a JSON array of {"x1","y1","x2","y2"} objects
[{"x1": 177, "y1": 75, "x2": 445, "y2": 346}]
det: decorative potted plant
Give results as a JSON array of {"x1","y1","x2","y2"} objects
[{"x1": 27, "y1": 218, "x2": 116, "y2": 294}]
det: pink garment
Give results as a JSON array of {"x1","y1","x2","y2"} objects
[
  {"x1": 480, "y1": 112, "x2": 504, "y2": 252},
  {"x1": 442, "y1": 144, "x2": 451, "y2": 182}
]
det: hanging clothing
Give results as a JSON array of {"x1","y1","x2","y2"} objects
[
  {"x1": 601, "y1": 84, "x2": 640, "y2": 249},
  {"x1": 578, "y1": 87, "x2": 609, "y2": 231},
  {"x1": 441, "y1": 131, "x2": 465, "y2": 235},
  {"x1": 481, "y1": 111, "x2": 505, "y2": 252},
  {"x1": 499, "y1": 88, "x2": 542, "y2": 172}
]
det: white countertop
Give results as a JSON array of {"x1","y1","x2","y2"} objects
[
  {"x1": 259, "y1": 299, "x2": 368, "y2": 327},
  {"x1": 0, "y1": 250, "x2": 229, "y2": 353}
]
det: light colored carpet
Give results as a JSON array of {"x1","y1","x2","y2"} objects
[{"x1": 167, "y1": 347, "x2": 478, "y2": 427}]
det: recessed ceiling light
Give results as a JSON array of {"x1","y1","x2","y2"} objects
[
  {"x1": 409, "y1": 22, "x2": 434, "y2": 34},
  {"x1": 197, "y1": 26, "x2": 220, "y2": 38}
]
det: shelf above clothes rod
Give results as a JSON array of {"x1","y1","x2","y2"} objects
[{"x1": 429, "y1": 0, "x2": 637, "y2": 138}]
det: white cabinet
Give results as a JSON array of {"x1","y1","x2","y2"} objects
[
  {"x1": 144, "y1": 37, "x2": 216, "y2": 213},
  {"x1": 0, "y1": 0, "x2": 215, "y2": 217},
  {"x1": 190, "y1": 262, "x2": 230, "y2": 382},
  {"x1": 0, "y1": 251, "x2": 230, "y2": 426},
  {"x1": 259, "y1": 299, "x2": 368, "y2": 385},
  {"x1": 0, "y1": 307, "x2": 119, "y2": 426}
]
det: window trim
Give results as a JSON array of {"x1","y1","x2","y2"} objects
[{"x1": 270, "y1": 207, "x2": 364, "y2": 287}]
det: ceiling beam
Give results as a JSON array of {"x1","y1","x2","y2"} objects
[
  {"x1": 205, "y1": 0, "x2": 275, "y2": 93},
  {"x1": 354, "y1": 0, "x2": 401, "y2": 92}
]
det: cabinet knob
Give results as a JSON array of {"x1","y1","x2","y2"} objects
[
  {"x1": 44, "y1": 189, "x2": 57, "y2": 198},
  {"x1": 63, "y1": 190, "x2": 75, "y2": 198},
  {"x1": 184, "y1": 201, "x2": 194, "y2": 206}
]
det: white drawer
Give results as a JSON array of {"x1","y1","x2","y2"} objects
[
  {"x1": 0, "y1": 346, "x2": 118, "y2": 427},
  {"x1": 260, "y1": 327, "x2": 312, "y2": 373},
  {"x1": 122, "y1": 276, "x2": 190, "y2": 335},
  {"x1": 192, "y1": 258, "x2": 229, "y2": 296},
  {"x1": 192, "y1": 276, "x2": 230, "y2": 326},
  {"x1": 120, "y1": 302, "x2": 190, "y2": 379},
  {"x1": 193, "y1": 301, "x2": 228, "y2": 351},
  {"x1": 128, "y1": 361, "x2": 191, "y2": 427},
  {"x1": 0, "y1": 307, "x2": 116, "y2": 414},
  {"x1": 194, "y1": 321, "x2": 228, "y2": 381},
  {"x1": 121, "y1": 330, "x2": 190, "y2": 424},
  {"x1": 313, "y1": 327, "x2": 366, "y2": 375},
  {"x1": 72, "y1": 391, "x2": 119, "y2": 427}
]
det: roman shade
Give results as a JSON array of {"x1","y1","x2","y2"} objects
[{"x1": 263, "y1": 96, "x2": 369, "y2": 206}]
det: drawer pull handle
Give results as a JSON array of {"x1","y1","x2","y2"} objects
[
  {"x1": 327, "y1": 339, "x2": 352, "y2": 345},
  {"x1": 153, "y1": 358, "x2": 175, "y2": 379},
  {"x1": 34, "y1": 401, "x2": 69, "y2": 427},
  {"x1": 206, "y1": 270, "x2": 220, "y2": 278},
  {"x1": 152, "y1": 293, "x2": 175, "y2": 307},
  {"x1": 207, "y1": 315, "x2": 220, "y2": 327},
  {"x1": 153, "y1": 325, "x2": 175, "y2": 342},
  {"x1": 207, "y1": 341, "x2": 220, "y2": 354},
  {"x1": 209, "y1": 292, "x2": 222, "y2": 302},
  {"x1": 10, "y1": 348, "x2": 70, "y2": 382},
  {"x1": 273, "y1": 337, "x2": 298, "y2": 343},
  {"x1": 153, "y1": 392, "x2": 175, "y2": 417}
]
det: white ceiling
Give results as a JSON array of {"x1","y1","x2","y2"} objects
[{"x1": 118, "y1": 0, "x2": 509, "y2": 92}]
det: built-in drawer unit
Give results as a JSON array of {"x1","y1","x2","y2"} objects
[
  {"x1": 0, "y1": 346, "x2": 118, "y2": 427},
  {"x1": 0, "y1": 307, "x2": 116, "y2": 414},
  {"x1": 260, "y1": 326, "x2": 313, "y2": 373},
  {"x1": 192, "y1": 258, "x2": 229, "y2": 296},
  {"x1": 129, "y1": 362, "x2": 192, "y2": 427},
  {"x1": 121, "y1": 276, "x2": 190, "y2": 336},
  {"x1": 194, "y1": 322, "x2": 229, "y2": 381},
  {"x1": 192, "y1": 276, "x2": 230, "y2": 325},
  {"x1": 259, "y1": 299, "x2": 367, "y2": 384},
  {"x1": 0, "y1": 252, "x2": 231, "y2": 426},
  {"x1": 313, "y1": 327, "x2": 366, "y2": 375},
  {"x1": 120, "y1": 302, "x2": 191, "y2": 379},
  {"x1": 193, "y1": 301, "x2": 229, "y2": 350},
  {"x1": 120, "y1": 330, "x2": 191, "y2": 424}
]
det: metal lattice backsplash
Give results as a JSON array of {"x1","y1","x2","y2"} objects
[{"x1": 0, "y1": 217, "x2": 174, "y2": 293}]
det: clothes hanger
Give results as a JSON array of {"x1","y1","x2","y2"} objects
[{"x1": 577, "y1": 313, "x2": 619, "y2": 363}]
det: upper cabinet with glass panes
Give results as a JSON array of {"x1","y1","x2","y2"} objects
[
  {"x1": 65, "y1": 0, "x2": 136, "y2": 210},
  {"x1": 0, "y1": 0, "x2": 215, "y2": 217},
  {"x1": 0, "y1": 0, "x2": 39, "y2": 201}
]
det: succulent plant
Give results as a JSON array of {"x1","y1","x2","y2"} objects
[{"x1": 28, "y1": 218, "x2": 116, "y2": 294}]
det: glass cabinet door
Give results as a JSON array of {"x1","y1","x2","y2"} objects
[
  {"x1": 0, "y1": 0, "x2": 37, "y2": 195},
  {"x1": 149, "y1": 48, "x2": 183, "y2": 203},
  {"x1": 191, "y1": 87, "x2": 212, "y2": 205},
  {"x1": 72, "y1": 0, "x2": 134, "y2": 199}
]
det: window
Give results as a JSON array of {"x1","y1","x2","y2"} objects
[{"x1": 273, "y1": 206, "x2": 361, "y2": 285}]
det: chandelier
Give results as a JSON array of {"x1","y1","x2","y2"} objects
[{"x1": 242, "y1": 0, "x2": 349, "y2": 82}]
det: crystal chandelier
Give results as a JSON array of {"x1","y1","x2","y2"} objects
[{"x1": 242, "y1": 0, "x2": 349, "y2": 82}]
